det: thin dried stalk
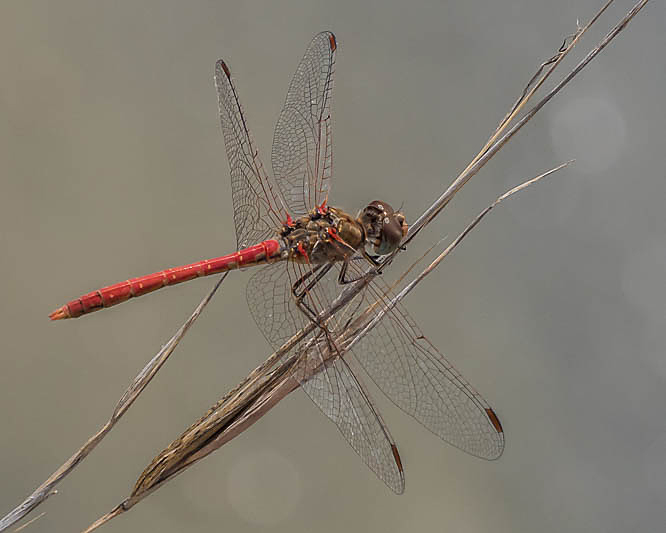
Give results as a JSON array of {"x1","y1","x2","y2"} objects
[
  {"x1": 397, "y1": 163, "x2": 574, "y2": 303},
  {"x1": 0, "y1": 274, "x2": 228, "y2": 532},
  {"x1": 488, "y1": 1, "x2": 611, "y2": 163},
  {"x1": 12, "y1": 511, "x2": 46, "y2": 533},
  {"x1": 397, "y1": 0, "x2": 640, "y2": 251},
  {"x1": 345, "y1": 162, "x2": 574, "y2": 352}
]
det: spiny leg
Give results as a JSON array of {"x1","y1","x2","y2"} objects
[
  {"x1": 291, "y1": 264, "x2": 348, "y2": 379},
  {"x1": 292, "y1": 263, "x2": 334, "y2": 325},
  {"x1": 290, "y1": 262, "x2": 349, "y2": 365},
  {"x1": 338, "y1": 250, "x2": 383, "y2": 285}
]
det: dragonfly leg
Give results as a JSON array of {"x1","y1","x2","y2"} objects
[
  {"x1": 292, "y1": 261, "x2": 360, "y2": 367},
  {"x1": 337, "y1": 259, "x2": 356, "y2": 285},
  {"x1": 361, "y1": 249, "x2": 382, "y2": 267},
  {"x1": 291, "y1": 264, "x2": 346, "y2": 373},
  {"x1": 338, "y1": 252, "x2": 382, "y2": 285},
  {"x1": 292, "y1": 263, "x2": 334, "y2": 323}
]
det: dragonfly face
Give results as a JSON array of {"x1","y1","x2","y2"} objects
[{"x1": 358, "y1": 200, "x2": 408, "y2": 257}]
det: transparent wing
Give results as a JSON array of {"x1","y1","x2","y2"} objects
[
  {"x1": 271, "y1": 31, "x2": 336, "y2": 216},
  {"x1": 215, "y1": 60, "x2": 285, "y2": 249},
  {"x1": 348, "y1": 267, "x2": 505, "y2": 460},
  {"x1": 246, "y1": 262, "x2": 311, "y2": 350},
  {"x1": 354, "y1": 319, "x2": 505, "y2": 459},
  {"x1": 248, "y1": 258, "x2": 504, "y2": 462},
  {"x1": 295, "y1": 342, "x2": 405, "y2": 493}
]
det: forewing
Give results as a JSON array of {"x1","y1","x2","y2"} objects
[
  {"x1": 272, "y1": 31, "x2": 336, "y2": 216},
  {"x1": 350, "y1": 274, "x2": 505, "y2": 460},
  {"x1": 215, "y1": 60, "x2": 284, "y2": 249}
]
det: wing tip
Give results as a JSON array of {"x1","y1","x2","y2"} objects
[
  {"x1": 390, "y1": 443, "x2": 404, "y2": 473},
  {"x1": 485, "y1": 408, "x2": 503, "y2": 434},
  {"x1": 390, "y1": 444, "x2": 406, "y2": 494},
  {"x1": 328, "y1": 32, "x2": 337, "y2": 52},
  {"x1": 216, "y1": 59, "x2": 232, "y2": 79}
]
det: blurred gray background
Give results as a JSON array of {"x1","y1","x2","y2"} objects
[{"x1": 2, "y1": 1, "x2": 665, "y2": 532}]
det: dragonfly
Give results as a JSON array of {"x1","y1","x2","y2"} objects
[{"x1": 50, "y1": 31, "x2": 504, "y2": 493}]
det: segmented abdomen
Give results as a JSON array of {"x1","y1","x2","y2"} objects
[{"x1": 50, "y1": 240, "x2": 282, "y2": 320}]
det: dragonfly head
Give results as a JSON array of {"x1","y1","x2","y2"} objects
[{"x1": 358, "y1": 201, "x2": 408, "y2": 256}]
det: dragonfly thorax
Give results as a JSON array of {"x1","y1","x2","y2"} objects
[{"x1": 280, "y1": 206, "x2": 364, "y2": 264}]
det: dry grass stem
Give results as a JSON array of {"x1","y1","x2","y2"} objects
[
  {"x1": 387, "y1": 162, "x2": 574, "y2": 317},
  {"x1": 12, "y1": 512, "x2": 46, "y2": 533},
  {"x1": 0, "y1": 275, "x2": 227, "y2": 532}
]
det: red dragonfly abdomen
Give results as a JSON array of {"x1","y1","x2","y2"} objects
[{"x1": 49, "y1": 240, "x2": 282, "y2": 320}]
